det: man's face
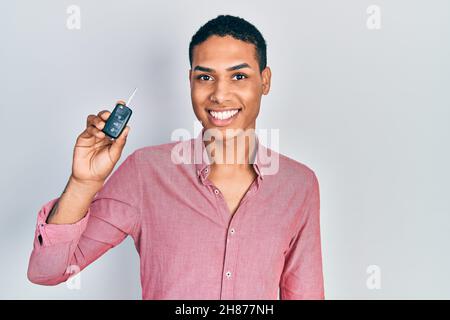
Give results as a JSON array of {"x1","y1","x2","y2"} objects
[{"x1": 189, "y1": 35, "x2": 271, "y2": 139}]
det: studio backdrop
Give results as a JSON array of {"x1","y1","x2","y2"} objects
[{"x1": 1, "y1": 0, "x2": 449, "y2": 299}]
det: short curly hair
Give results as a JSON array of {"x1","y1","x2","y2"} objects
[{"x1": 189, "y1": 15, "x2": 267, "y2": 73}]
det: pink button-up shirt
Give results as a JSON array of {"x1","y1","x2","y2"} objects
[{"x1": 27, "y1": 129, "x2": 324, "y2": 299}]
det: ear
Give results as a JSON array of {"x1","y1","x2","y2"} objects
[
  {"x1": 261, "y1": 66, "x2": 272, "y2": 95},
  {"x1": 189, "y1": 69, "x2": 192, "y2": 89}
]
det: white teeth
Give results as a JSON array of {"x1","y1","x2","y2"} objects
[{"x1": 209, "y1": 109, "x2": 239, "y2": 120}]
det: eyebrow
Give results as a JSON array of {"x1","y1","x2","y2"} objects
[{"x1": 193, "y1": 63, "x2": 251, "y2": 73}]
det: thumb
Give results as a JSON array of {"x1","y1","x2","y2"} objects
[{"x1": 109, "y1": 126, "x2": 130, "y2": 161}]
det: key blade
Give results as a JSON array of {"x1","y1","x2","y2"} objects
[{"x1": 126, "y1": 87, "x2": 138, "y2": 107}]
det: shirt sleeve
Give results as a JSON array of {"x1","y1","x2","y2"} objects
[
  {"x1": 279, "y1": 171, "x2": 325, "y2": 299},
  {"x1": 27, "y1": 151, "x2": 141, "y2": 286}
]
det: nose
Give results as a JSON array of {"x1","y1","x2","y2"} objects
[{"x1": 210, "y1": 79, "x2": 231, "y2": 104}]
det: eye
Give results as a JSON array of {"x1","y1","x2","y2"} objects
[
  {"x1": 232, "y1": 73, "x2": 248, "y2": 80},
  {"x1": 196, "y1": 74, "x2": 213, "y2": 81}
]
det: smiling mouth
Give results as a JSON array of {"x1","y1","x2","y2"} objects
[{"x1": 207, "y1": 108, "x2": 242, "y2": 120}]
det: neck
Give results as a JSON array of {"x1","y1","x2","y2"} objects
[{"x1": 204, "y1": 130, "x2": 258, "y2": 174}]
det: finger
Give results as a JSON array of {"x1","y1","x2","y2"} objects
[
  {"x1": 86, "y1": 124, "x2": 106, "y2": 139},
  {"x1": 91, "y1": 116, "x2": 105, "y2": 131},
  {"x1": 78, "y1": 127, "x2": 93, "y2": 139},
  {"x1": 109, "y1": 126, "x2": 130, "y2": 160},
  {"x1": 86, "y1": 114, "x2": 96, "y2": 128},
  {"x1": 116, "y1": 99, "x2": 126, "y2": 105},
  {"x1": 98, "y1": 110, "x2": 111, "y2": 121}
]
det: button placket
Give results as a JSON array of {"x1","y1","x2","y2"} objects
[
  {"x1": 37, "y1": 221, "x2": 48, "y2": 246},
  {"x1": 210, "y1": 177, "x2": 244, "y2": 298},
  {"x1": 226, "y1": 227, "x2": 235, "y2": 244},
  {"x1": 220, "y1": 222, "x2": 241, "y2": 299},
  {"x1": 221, "y1": 251, "x2": 232, "y2": 296}
]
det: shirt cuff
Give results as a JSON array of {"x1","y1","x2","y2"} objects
[{"x1": 36, "y1": 197, "x2": 91, "y2": 247}]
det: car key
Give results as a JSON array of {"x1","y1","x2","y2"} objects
[{"x1": 102, "y1": 87, "x2": 137, "y2": 139}]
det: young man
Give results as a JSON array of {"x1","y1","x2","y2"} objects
[{"x1": 27, "y1": 15, "x2": 324, "y2": 300}]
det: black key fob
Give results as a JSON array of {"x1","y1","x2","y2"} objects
[{"x1": 102, "y1": 103, "x2": 132, "y2": 139}]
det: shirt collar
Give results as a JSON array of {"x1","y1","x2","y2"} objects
[{"x1": 193, "y1": 127, "x2": 269, "y2": 181}]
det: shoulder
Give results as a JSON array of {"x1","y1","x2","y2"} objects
[
  {"x1": 280, "y1": 153, "x2": 316, "y2": 179},
  {"x1": 131, "y1": 140, "x2": 181, "y2": 165},
  {"x1": 129, "y1": 139, "x2": 196, "y2": 176},
  {"x1": 271, "y1": 149, "x2": 319, "y2": 191}
]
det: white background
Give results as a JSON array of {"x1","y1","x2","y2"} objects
[{"x1": 1, "y1": 0, "x2": 449, "y2": 299}]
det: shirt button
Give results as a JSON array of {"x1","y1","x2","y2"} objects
[
  {"x1": 204, "y1": 168, "x2": 209, "y2": 173},
  {"x1": 230, "y1": 228, "x2": 235, "y2": 235},
  {"x1": 225, "y1": 271, "x2": 232, "y2": 278},
  {"x1": 214, "y1": 189, "x2": 220, "y2": 195}
]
